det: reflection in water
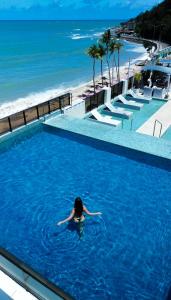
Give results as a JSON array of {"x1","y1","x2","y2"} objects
[{"x1": 67, "y1": 221, "x2": 84, "y2": 239}]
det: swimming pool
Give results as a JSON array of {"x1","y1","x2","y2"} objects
[
  {"x1": 0, "y1": 125, "x2": 171, "y2": 300},
  {"x1": 162, "y1": 126, "x2": 171, "y2": 141}
]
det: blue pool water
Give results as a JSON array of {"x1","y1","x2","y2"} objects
[
  {"x1": 162, "y1": 126, "x2": 171, "y2": 141},
  {"x1": 0, "y1": 126, "x2": 171, "y2": 300}
]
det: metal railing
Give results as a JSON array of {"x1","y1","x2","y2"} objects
[
  {"x1": 85, "y1": 81, "x2": 125, "y2": 113},
  {"x1": 153, "y1": 119, "x2": 163, "y2": 137},
  {"x1": 0, "y1": 93, "x2": 72, "y2": 136},
  {"x1": 85, "y1": 90, "x2": 105, "y2": 112},
  {"x1": 0, "y1": 247, "x2": 74, "y2": 300}
]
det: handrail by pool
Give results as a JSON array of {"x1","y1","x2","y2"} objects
[{"x1": 153, "y1": 119, "x2": 163, "y2": 137}]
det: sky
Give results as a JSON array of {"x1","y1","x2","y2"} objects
[{"x1": 0, "y1": 0, "x2": 163, "y2": 20}]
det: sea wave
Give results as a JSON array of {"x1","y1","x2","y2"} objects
[
  {"x1": 127, "y1": 46, "x2": 146, "y2": 53},
  {"x1": 0, "y1": 86, "x2": 68, "y2": 118},
  {"x1": 70, "y1": 31, "x2": 103, "y2": 40},
  {"x1": 0, "y1": 81, "x2": 87, "y2": 119}
]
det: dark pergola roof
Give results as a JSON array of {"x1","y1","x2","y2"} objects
[
  {"x1": 159, "y1": 59, "x2": 171, "y2": 64},
  {"x1": 143, "y1": 65, "x2": 171, "y2": 75}
]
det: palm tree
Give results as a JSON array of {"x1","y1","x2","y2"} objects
[
  {"x1": 100, "y1": 30, "x2": 112, "y2": 86},
  {"x1": 97, "y1": 44, "x2": 106, "y2": 86},
  {"x1": 115, "y1": 41, "x2": 123, "y2": 82},
  {"x1": 134, "y1": 72, "x2": 142, "y2": 89},
  {"x1": 109, "y1": 40, "x2": 118, "y2": 85},
  {"x1": 87, "y1": 44, "x2": 99, "y2": 95}
]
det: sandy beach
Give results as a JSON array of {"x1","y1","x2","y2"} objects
[
  {"x1": 0, "y1": 51, "x2": 147, "y2": 120},
  {"x1": 71, "y1": 63, "x2": 143, "y2": 101},
  {"x1": 3, "y1": 33, "x2": 169, "y2": 120}
]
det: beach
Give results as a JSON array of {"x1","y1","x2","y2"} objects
[
  {"x1": 0, "y1": 20, "x2": 150, "y2": 119},
  {"x1": 0, "y1": 51, "x2": 148, "y2": 119},
  {"x1": 0, "y1": 62, "x2": 143, "y2": 119}
]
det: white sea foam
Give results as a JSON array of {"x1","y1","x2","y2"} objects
[
  {"x1": 0, "y1": 86, "x2": 69, "y2": 119},
  {"x1": 71, "y1": 34, "x2": 92, "y2": 40},
  {"x1": 93, "y1": 32, "x2": 104, "y2": 37},
  {"x1": 0, "y1": 39, "x2": 150, "y2": 119},
  {"x1": 70, "y1": 31, "x2": 103, "y2": 40},
  {"x1": 0, "y1": 81, "x2": 88, "y2": 119},
  {"x1": 71, "y1": 34, "x2": 81, "y2": 39},
  {"x1": 127, "y1": 46, "x2": 146, "y2": 53}
]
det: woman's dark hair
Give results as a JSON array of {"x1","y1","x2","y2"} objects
[{"x1": 74, "y1": 197, "x2": 83, "y2": 217}]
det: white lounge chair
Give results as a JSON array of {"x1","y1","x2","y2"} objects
[
  {"x1": 91, "y1": 109, "x2": 121, "y2": 127},
  {"x1": 114, "y1": 95, "x2": 144, "y2": 110},
  {"x1": 127, "y1": 89, "x2": 144, "y2": 98},
  {"x1": 143, "y1": 86, "x2": 153, "y2": 99},
  {"x1": 153, "y1": 87, "x2": 166, "y2": 99},
  {"x1": 127, "y1": 89, "x2": 152, "y2": 103},
  {"x1": 105, "y1": 102, "x2": 133, "y2": 119}
]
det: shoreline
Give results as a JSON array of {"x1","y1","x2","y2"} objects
[
  {"x1": 0, "y1": 42, "x2": 149, "y2": 119},
  {"x1": 121, "y1": 35, "x2": 169, "y2": 53}
]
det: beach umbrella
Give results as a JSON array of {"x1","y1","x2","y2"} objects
[{"x1": 143, "y1": 65, "x2": 171, "y2": 75}]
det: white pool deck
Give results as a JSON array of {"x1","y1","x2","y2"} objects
[
  {"x1": 0, "y1": 271, "x2": 38, "y2": 300},
  {"x1": 137, "y1": 98, "x2": 171, "y2": 137}
]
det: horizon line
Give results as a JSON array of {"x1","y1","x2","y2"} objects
[{"x1": 0, "y1": 18, "x2": 126, "y2": 21}]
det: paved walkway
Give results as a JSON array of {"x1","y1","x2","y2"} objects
[{"x1": 136, "y1": 100, "x2": 171, "y2": 137}]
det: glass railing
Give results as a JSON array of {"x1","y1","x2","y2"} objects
[
  {"x1": 0, "y1": 248, "x2": 74, "y2": 300},
  {"x1": 111, "y1": 81, "x2": 124, "y2": 99},
  {"x1": 0, "y1": 93, "x2": 72, "y2": 136},
  {"x1": 85, "y1": 90, "x2": 105, "y2": 112}
]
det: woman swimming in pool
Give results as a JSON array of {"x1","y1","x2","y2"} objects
[{"x1": 57, "y1": 197, "x2": 102, "y2": 226}]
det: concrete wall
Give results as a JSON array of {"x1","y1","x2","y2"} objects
[
  {"x1": 103, "y1": 87, "x2": 111, "y2": 103},
  {"x1": 122, "y1": 80, "x2": 128, "y2": 94},
  {"x1": 64, "y1": 100, "x2": 85, "y2": 118}
]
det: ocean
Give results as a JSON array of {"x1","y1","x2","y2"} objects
[{"x1": 0, "y1": 20, "x2": 147, "y2": 105}]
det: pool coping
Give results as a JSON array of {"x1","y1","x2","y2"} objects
[{"x1": 44, "y1": 115, "x2": 171, "y2": 161}]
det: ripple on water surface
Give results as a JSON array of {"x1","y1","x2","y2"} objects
[{"x1": 0, "y1": 129, "x2": 171, "y2": 300}]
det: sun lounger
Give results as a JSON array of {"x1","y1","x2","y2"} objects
[
  {"x1": 105, "y1": 102, "x2": 133, "y2": 119},
  {"x1": 127, "y1": 89, "x2": 140, "y2": 98},
  {"x1": 91, "y1": 109, "x2": 121, "y2": 127},
  {"x1": 126, "y1": 89, "x2": 152, "y2": 103},
  {"x1": 142, "y1": 86, "x2": 153, "y2": 99},
  {"x1": 152, "y1": 87, "x2": 166, "y2": 99},
  {"x1": 114, "y1": 95, "x2": 144, "y2": 110}
]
